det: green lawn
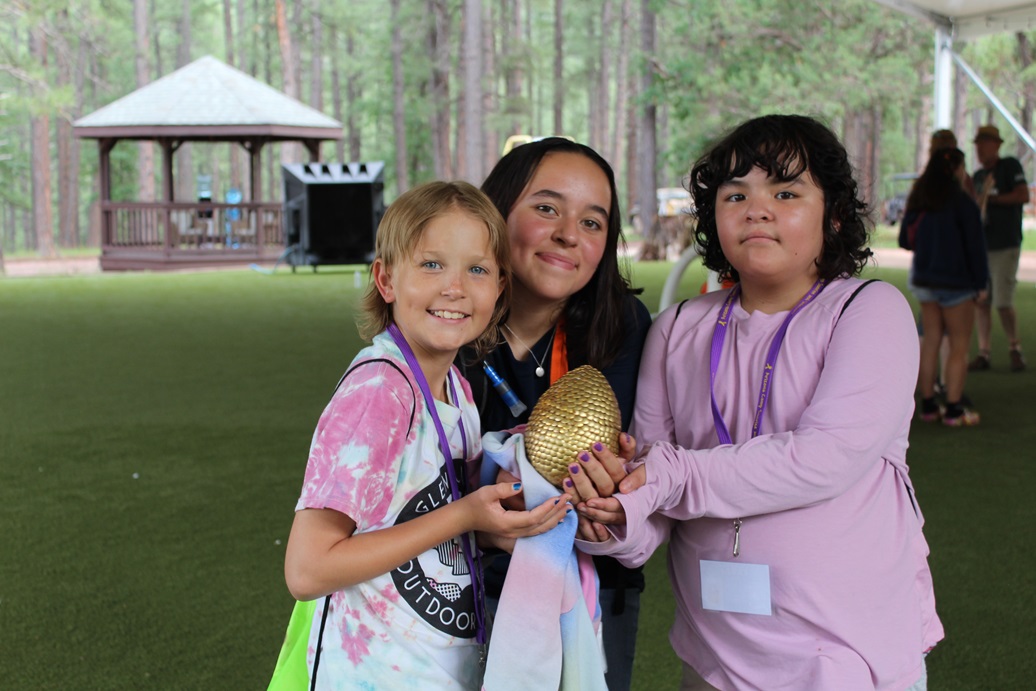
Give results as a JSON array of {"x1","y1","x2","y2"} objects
[{"x1": 1, "y1": 260, "x2": 1032, "y2": 689}]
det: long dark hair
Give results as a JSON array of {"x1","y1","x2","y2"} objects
[
  {"x1": 480, "y1": 137, "x2": 639, "y2": 368},
  {"x1": 690, "y1": 114, "x2": 872, "y2": 282},
  {"x1": 906, "y1": 147, "x2": 966, "y2": 213}
]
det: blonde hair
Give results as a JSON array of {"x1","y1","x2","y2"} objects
[{"x1": 358, "y1": 180, "x2": 511, "y2": 358}]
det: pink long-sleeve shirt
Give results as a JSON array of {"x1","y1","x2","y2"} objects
[{"x1": 578, "y1": 278, "x2": 944, "y2": 690}]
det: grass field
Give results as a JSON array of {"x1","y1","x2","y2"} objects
[{"x1": 1, "y1": 260, "x2": 1033, "y2": 689}]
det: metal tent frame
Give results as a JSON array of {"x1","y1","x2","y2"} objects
[{"x1": 876, "y1": 1, "x2": 1036, "y2": 154}]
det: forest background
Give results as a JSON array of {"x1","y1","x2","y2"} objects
[{"x1": 2, "y1": 0, "x2": 1036, "y2": 260}]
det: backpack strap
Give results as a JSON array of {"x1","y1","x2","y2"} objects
[
  {"x1": 838, "y1": 279, "x2": 880, "y2": 320},
  {"x1": 831, "y1": 279, "x2": 921, "y2": 519},
  {"x1": 310, "y1": 356, "x2": 417, "y2": 687},
  {"x1": 330, "y1": 357, "x2": 418, "y2": 434}
]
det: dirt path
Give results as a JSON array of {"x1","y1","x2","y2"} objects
[
  {"x1": 4, "y1": 249, "x2": 1036, "y2": 282},
  {"x1": 868, "y1": 247, "x2": 1036, "y2": 282},
  {"x1": 2, "y1": 256, "x2": 101, "y2": 278}
]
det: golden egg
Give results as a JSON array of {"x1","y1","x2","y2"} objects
[{"x1": 524, "y1": 365, "x2": 622, "y2": 487}]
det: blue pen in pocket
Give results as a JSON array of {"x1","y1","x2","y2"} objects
[{"x1": 482, "y1": 362, "x2": 528, "y2": 417}]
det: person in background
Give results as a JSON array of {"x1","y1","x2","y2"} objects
[
  {"x1": 280, "y1": 181, "x2": 571, "y2": 689},
  {"x1": 576, "y1": 115, "x2": 943, "y2": 690},
  {"x1": 458, "y1": 137, "x2": 652, "y2": 691},
  {"x1": 970, "y1": 124, "x2": 1028, "y2": 372},
  {"x1": 929, "y1": 129, "x2": 976, "y2": 199},
  {"x1": 900, "y1": 147, "x2": 988, "y2": 426},
  {"x1": 916, "y1": 129, "x2": 975, "y2": 402}
]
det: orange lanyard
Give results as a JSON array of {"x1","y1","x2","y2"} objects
[{"x1": 549, "y1": 320, "x2": 568, "y2": 384}]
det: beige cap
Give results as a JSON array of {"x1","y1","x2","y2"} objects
[{"x1": 974, "y1": 124, "x2": 1003, "y2": 143}]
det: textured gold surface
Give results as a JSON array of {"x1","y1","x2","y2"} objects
[{"x1": 524, "y1": 365, "x2": 622, "y2": 487}]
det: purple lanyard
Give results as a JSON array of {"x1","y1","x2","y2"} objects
[
  {"x1": 709, "y1": 280, "x2": 825, "y2": 444},
  {"x1": 388, "y1": 324, "x2": 486, "y2": 645}
]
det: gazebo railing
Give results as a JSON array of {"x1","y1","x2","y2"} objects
[{"x1": 102, "y1": 201, "x2": 284, "y2": 252}]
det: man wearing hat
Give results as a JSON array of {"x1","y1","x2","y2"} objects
[{"x1": 971, "y1": 124, "x2": 1028, "y2": 372}]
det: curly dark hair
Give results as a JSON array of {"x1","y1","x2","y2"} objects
[
  {"x1": 690, "y1": 114, "x2": 873, "y2": 282},
  {"x1": 480, "y1": 137, "x2": 640, "y2": 368}
]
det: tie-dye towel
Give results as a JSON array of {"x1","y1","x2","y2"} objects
[{"x1": 479, "y1": 431, "x2": 607, "y2": 691}]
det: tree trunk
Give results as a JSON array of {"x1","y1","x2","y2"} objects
[
  {"x1": 346, "y1": 28, "x2": 361, "y2": 162},
  {"x1": 504, "y1": 0, "x2": 523, "y2": 137},
  {"x1": 390, "y1": 0, "x2": 409, "y2": 192},
  {"x1": 456, "y1": 15, "x2": 467, "y2": 180},
  {"x1": 612, "y1": 0, "x2": 632, "y2": 185},
  {"x1": 248, "y1": 0, "x2": 259, "y2": 76},
  {"x1": 291, "y1": 0, "x2": 305, "y2": 103},
  {"x1": 134, "y1": 0, "x2": 155, "y2": 202},
  {"x1": 847, "y1": 111, "x2": 875, "y2": 210},
  {"x1": 428, "y1": 0, "x2": 453, "y2": 178},
  {"x1": 237, "y1": 0, "x2": 247, "y2": 72},
  {"x1": 483, "y1": 2, "x2": 498, "y2": 170},
  {"x1": 176, "y1": 0, "x2": 194, "y2": 202},
  {"x1": 310, "y1": 0, "x2": 323, "y2": 112},
  {"x1": 636, "y1": 0, "x2": 660, "y2": 260},
  {"x1": 625, "y1": 97, "x2": 638, "y2": 216},
  {"x1": 55, "y1": 10, "x2": 77, "y2": 247},
  {"x1": 914, "y1": 61, "x2": 932, "y2": 172},
  {"x1": 593, "y1": 0, "x2": 614, "y2": 154},
  {"x1": 275, "y1": 0, "x2": 301, "y2": 164},
  {"x1": 461, "y1": 0, "x2": 484, "y2": 183},
  {"x1": 151, "y1": 0, "x2": 163, "y2": 77},
  {"x1": 264, "y1": 16, "x2": 278, "y2": 200},
  {"x1": 1017, "y1": 32, "x2": 1035, "y2": 160},
  {"x1": 553, "y1": 0, "x2": 564, "y2": 134},
  {"x1": 329, "y1": 24, "x2": 345, "y2": 162},
  {"x1": 70, "y1": 27, "x2": 86, "y2": 245},
  {"x1": 29, "y1": 27, "x2": 56, "y2": 259},
  {"x1": 869, "y1": 105, "x2": 881, "y2": 210},
  {"x1": 222, "y1": 0, "x2": 236, "y2": 74},
  {"x1": 223, "y1": 0, "x2": 243, "y2": 191}
]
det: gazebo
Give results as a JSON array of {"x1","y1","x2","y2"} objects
[{"x1": 74, "y1": 55, "x2": 343, "y2": 271}]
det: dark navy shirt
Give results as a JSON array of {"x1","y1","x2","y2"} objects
[{"x1": 458, "y1": 294, "x2": 652, "y2": 595}]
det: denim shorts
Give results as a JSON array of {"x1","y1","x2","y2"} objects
[{"x1": 909, "y1": 283, "x2": 977, "y2": 308}]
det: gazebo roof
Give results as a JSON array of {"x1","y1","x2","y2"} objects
[{"x1": 74, "y1": 55, "x2": 343, "y2": 141}]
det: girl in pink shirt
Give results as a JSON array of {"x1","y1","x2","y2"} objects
[{"x1": 574, "y1": 115, "x2": 943, "y2": 690}]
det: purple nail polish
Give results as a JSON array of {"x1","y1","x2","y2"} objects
[
  {"x1": 564, "y1": 478, "x2": 574, "y2": 488},
  {"x1": 593, "y1": 442, "x2": 603, "y2": 452},
  {"x1": 579, "y1": 453, "x2": 590, "y2": 463},
  {"x1": 569, "y1": 464, "x2": 580, "y2": 474}
]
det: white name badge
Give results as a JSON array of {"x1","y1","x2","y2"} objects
[{"x1": 699, "y1": 560, "x2": 772, "y2": 616}]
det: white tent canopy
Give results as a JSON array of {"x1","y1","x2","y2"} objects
[
  {"x1": 877, "y1": 1, "x2": 1036, "y2": 151},
  {"x1": 876, "y1": 1, "x2": 1036, "y2": 39}
]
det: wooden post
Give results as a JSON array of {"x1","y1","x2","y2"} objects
[
  {"x1": 99, "y1": 138, "x2": 114, "y2": 247},
  {"x1": 160, "y1": 138, "x2": 176, "y2": 252}
]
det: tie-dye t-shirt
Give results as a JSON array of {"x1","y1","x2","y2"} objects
[{"x1": 295, "y1": 331, "x2": 483, "y2": 690}]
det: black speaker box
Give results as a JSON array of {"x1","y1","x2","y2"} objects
[{"x1": 282, "y1": 161, "x2": 386, "y2": 267}]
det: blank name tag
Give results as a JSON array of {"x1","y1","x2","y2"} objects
[{"x1": 700, "y1": 560, "x2": 772, "y2": 615}]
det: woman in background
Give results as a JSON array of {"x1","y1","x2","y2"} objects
[{"x1": 900, "y1": 146, "x2": 988, "y2": 426}]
